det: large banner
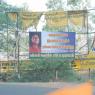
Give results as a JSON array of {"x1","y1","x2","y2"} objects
[{"x1": 29, "y1": 32, "x2": 75, "y2": 58}]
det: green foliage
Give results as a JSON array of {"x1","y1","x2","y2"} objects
[
  {"x1": 19, "y1": 34, "x2": 29, "y2": 52},
  {"x1": 16, "y1": 59, "x2": 80, "y2": 82},
  {"x1": 68, "y1": 0, "x2": 81, "y2": 6},
  {"x1": 0, "y1": 1, "x2": 24, "y2": 52},
  {"x1": 46, "y1": 0, "x2": 83, "y2": 11},
  {"x1": 46, "y1": 0, "x2": 64, "y2": 11},
  {"x1": 0, "y1": 33, "x2": 7, "y2": 51}
]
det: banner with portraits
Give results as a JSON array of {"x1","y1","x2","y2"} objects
[{"x1": 29, "y1": 32, "x2": 75, "y2": 58}]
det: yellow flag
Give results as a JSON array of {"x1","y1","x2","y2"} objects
[
  {"x1": 69, "y1": 16, "x2": 84, "y2": 25},
  {"x1": 19, "y1": 12, "x2": 42, "y2": 29},
  {"x1": 68, "y1": 10, "x2": 86, "y2": 25},
  {"x1": 45, "y1": 11, "x2": 67, "y2": 28},
  {"x1": 7, "y1": 12, "x2": 17, "y2": 22}
]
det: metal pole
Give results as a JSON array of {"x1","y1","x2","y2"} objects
[
  {"x1": 86, "y1": 10, "x2": 89, "y2": 54},
  {"x1": 55, "y1": 70, "x2": 58, "y2": 81},
  {"x1": 16, "y1": 12, "x2": 20, "y2": 79},
  {"x1": 6, "y1": 12, "x2": 10, "y2": 75},
  {"x1": 88, "y1": 68, "x2": 91, "y2": 80},
  {"x1": 67, "y1": 11, "x2": 69, "y2": 32},
  {"x1": 6, "y1": 12, "x2": 9, "y2": 63},
  {"x1": 67, "y1": 0, "x2": 69, "y2": 32}
]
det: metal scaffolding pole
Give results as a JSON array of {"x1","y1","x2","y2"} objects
[
  {"x1": 6, "y1": 12, "x2": 10, "y2": 76},
  {"x1": 16, "y1": 12, "x2": 20, "y2": 79}
]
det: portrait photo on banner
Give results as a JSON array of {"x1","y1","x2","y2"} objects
[{"x1": 29, "y1": 32, "x2": 41, "y2": 53}]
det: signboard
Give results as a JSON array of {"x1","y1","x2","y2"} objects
[
  {"x1": 74, "y1": 59, "x2": 95, "y2": 70},
  {"x1": 74, "y1": 51, "x2": 95, "y2": 70},
  {"x1": 29, "y1": 32, "x2": 75, "y2": 58}
]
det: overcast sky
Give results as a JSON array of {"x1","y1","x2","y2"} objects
[
  {"x1": 5, "y1": 0, "x2": 95, "y2": 11},
  {"x1": 5, "y1": 0, "x2": 47, "y2": 11}
]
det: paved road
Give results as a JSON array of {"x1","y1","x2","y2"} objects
[
  {"x1": 0, "y1": 82, "x2": 94, "y2": 95},
  {"x1": 0, "y1": 83, "x2": 56, "y2": 95}
]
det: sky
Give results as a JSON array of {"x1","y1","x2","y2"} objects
[
  {"x1": 5, "y1": 0, "x2": 95, "y2": 11},
  {"x1": 5, "y1": 0, "x2": 47, "y2": 11}
]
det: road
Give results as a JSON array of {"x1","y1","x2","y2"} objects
[
  {"x1": 0, "y1": 83, "x2": 56, "y2": 95},
  {"x1": 0, "y1": 82, "x2": 94, "y2": 95}
]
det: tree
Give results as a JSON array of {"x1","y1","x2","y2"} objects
[
  {"x1": 0, "y1": 1, "x2": 24, "y2": 52},
  {"x1": 46, "y1": 0, "x2": 89, "y2": 10},
  {"x1": 18, "y1": 58, "x2": 79, "y2": 82},
  {"x1": 46, "y1": 0, "x2": 65, "y2": 11}
]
